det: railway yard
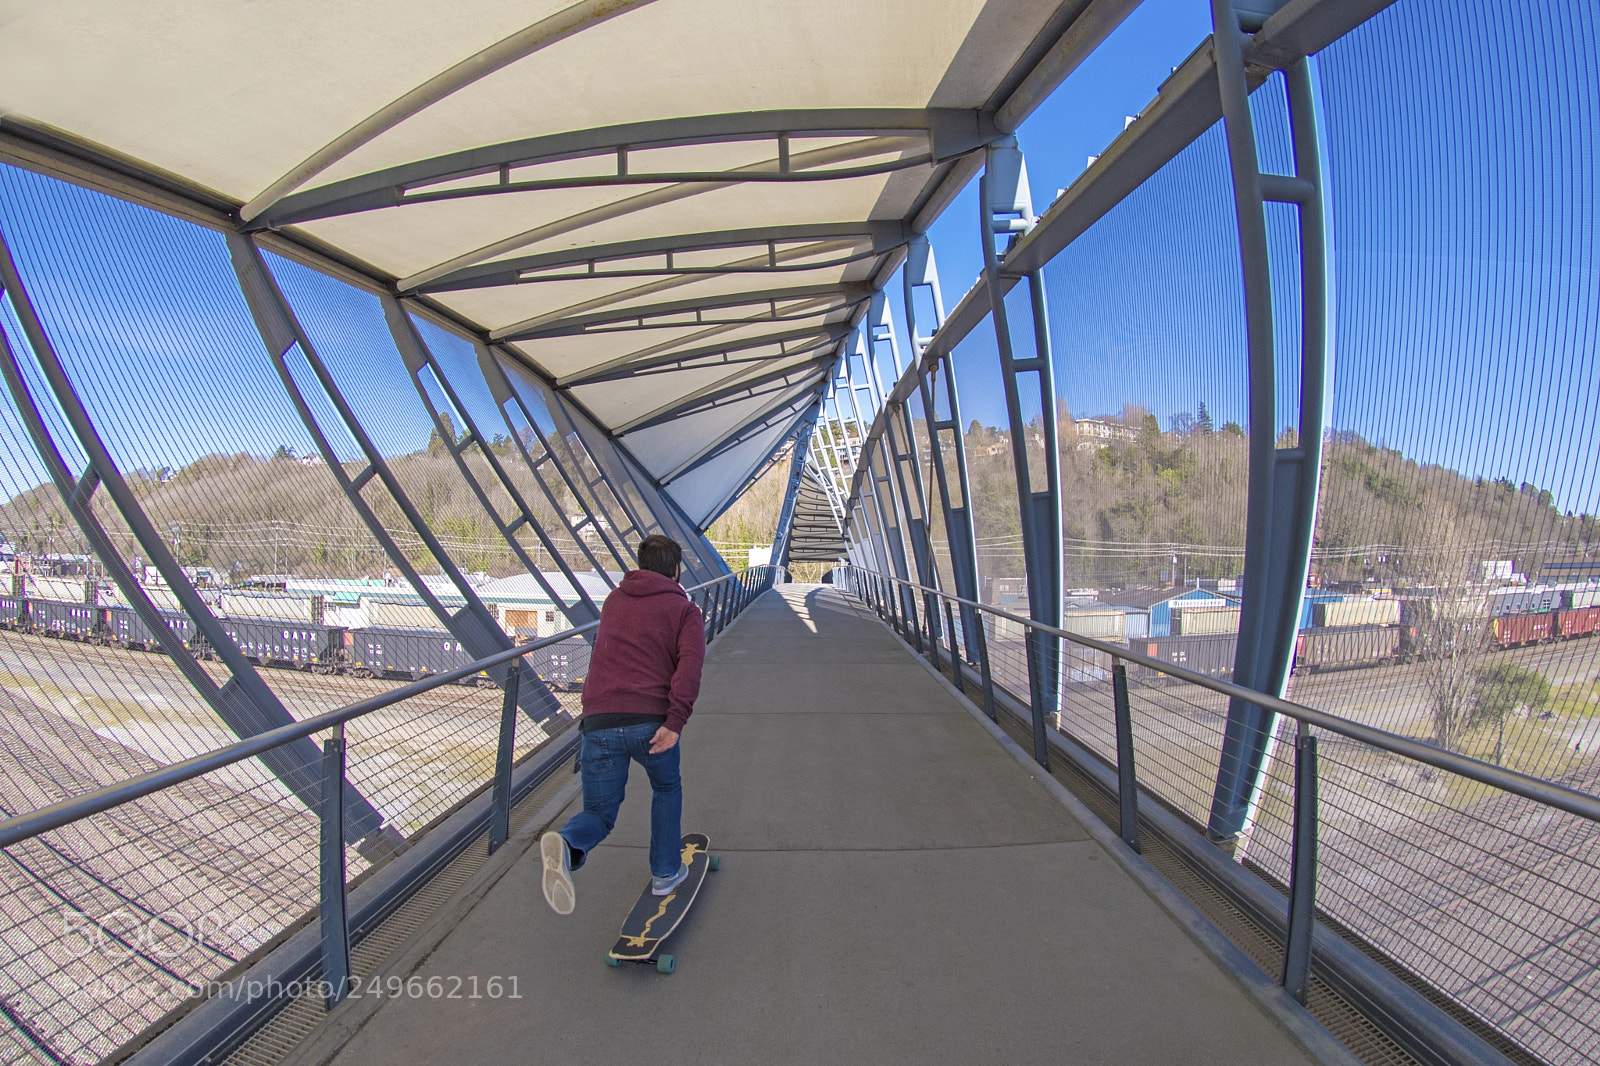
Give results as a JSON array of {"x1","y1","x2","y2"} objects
[
  {"x1": 0, "y1": 628, "x2": 577, "y2": 1065},
  {"x1": 1044, "y1": 637, "x2": 1600, "y2": 1066}
]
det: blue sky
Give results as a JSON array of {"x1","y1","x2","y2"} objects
[
  {"x1": 883, "y1": 0, "x2": 1599, "y2": 518},
  {"x1": 1, "y1": 0, "x2": 1596, "y2": 521}
]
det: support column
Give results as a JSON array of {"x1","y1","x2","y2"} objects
[
  {"x1": 476, "y1": 347, "x2": 637, "y2": 571},
  {"x1": 979, "y1": 137, "x2": 1064, "y2": 766},
  {"x1": 905, "y1": 236, "x2": 984, "y2": 661},
  {"x1": 867, "y1": 435, "x2": 917, "y2": 624},
  {"x1": 875, "y1": 290, "x2": 940, "y2": 627},
  {"x1": 558, "y1": 395, "x2": 725, "y2": 581},
  {"x1": 1206, "y1": 0, "x2": 1333, "y2": 845}
]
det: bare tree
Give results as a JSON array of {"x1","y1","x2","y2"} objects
[{"x1": 1412, "y1": 519, "x2": 1491, "y2": 751}]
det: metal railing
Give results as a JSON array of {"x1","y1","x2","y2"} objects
[
  {"x1": 837, "y1": 564, "x2": 1600, "y2": 1065},
  {"x1": 0, "y1": 565, "x2": 780, "y2": 1063}
]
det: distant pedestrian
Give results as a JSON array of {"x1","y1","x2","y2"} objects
[{"x1": 541, "y1": 535, "x2": 705, "y2": 914}]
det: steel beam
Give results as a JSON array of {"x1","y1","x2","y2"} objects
[
  {"x1": 493, "y1": 282, "x2": 871, "y2": 341},
  {"x1": 979, "y1": 139, "x2": 1062, "y2": 770},
  {"x1": 399, "y1": 135, "x2": 934, "y2": 292},
  {"x1": 865, "y1": 433, "x2": 918, "y2": 629},
  {"x1": 907, "y1": 238, "x2": 984, "y2": 662},
  {"x1": 559, "y1": 323, "x2": 847, "y2": 387},
  {"x1": 555, "y1": 390, "x2": 726, "y2": 579},
  {"x1": 872, "y1": 294, "x2": 941, "y2": 640},
  {"x1": 249, "y1": 110, "x2": 999, "y2": 230},
  {"x1": 1206, "y1": 24, "x2": 1334, "y2": 844},
  {"x1": 226, "y1": 233, "x2": 564, "y2": 723},
  {"x1": 476, "y1": 345, "x2": 635, "y2": 571},
  {"x1": 0, "y1": 225, "x2": 393, "y2": 851},
  {"x1": 537, "y1": 376, "x2": 663, "y2": 544},
  {"x1": 418, "y1": 222, "x2": 911, "y2": 293}
]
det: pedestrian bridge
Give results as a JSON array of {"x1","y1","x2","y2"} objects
[
  {"x1": 295, "y1": 586, "x2": 1328, "y2": 1065},
  {"x1": 1, "y1": 1, "x2": 1598, "y2": 1064}
]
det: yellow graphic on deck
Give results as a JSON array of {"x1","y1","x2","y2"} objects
[
  {"x1": 621, "y1": 894, "x2": 676, "y2": 948},
  {"x1": 616, "y1": 840, "x2": 703, "y2": 953}
]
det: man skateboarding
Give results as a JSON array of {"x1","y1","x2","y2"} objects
[{"x1": 541, "y1": 535, "x2": 705, "y2": 915}]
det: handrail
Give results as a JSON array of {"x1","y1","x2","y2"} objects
[
  {"x1": 840, "y1": 565, "x2": 1600, "y2": 825},
  {"x1": 0, "y1": 566, "x2": 777, "y2": 850}
]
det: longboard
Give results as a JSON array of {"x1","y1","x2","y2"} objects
[{"x1": 606, "y1": 833, "x2": 718, "y2": 974}]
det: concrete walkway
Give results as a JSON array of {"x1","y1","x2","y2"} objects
[{"x1": 322, "y1": 586, "x2": 1326, "y2": 1065}]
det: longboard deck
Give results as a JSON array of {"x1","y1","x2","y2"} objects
[{"x1": 608, "y1": 833, "x2": 712, "y2": 962}]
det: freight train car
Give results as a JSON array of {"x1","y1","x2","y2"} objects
[
  {"x1": 1130, "y1": 633, "x2": 1237, "y2": 681},
  {"x1": 1294, "y1": 625, "x2": 1402, "y2": 672},
  {"x1": 104, "y1": 603, "x2": 194, "y2": 652},
  {"x1": 1556, "y1": 606, "x2": 1600, "y2": 640},
  {"x1": 1491, "y1": 613, "x2": 1553, "y2": 649},
  {"x1": 527, "y1": 636, "x2": 590, "y2": 692},
  {"x1": 1313, "y1": 599, "x2": 1401, "y2": 628},
  {"x1": 1488, "y1": 587, "x2": 1562, "y2": 616},
  {"x1": 0, "y1": 593, "x2": 27, "y2": 628},
  {"x1": 30, "y1": 598, "x2": 103, "y2": 640},
  {"x1": 346, "y1": 626, "x2": 487, "y2": 684},
  {"x1": 215, "y1": 617, "x2": 346, "y2": 672}
]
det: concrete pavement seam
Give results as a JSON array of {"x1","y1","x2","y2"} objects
[{"x1": 598, "y1": 840, "x2": 1088, "y2": 853}]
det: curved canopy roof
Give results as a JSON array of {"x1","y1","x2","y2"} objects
[{"x1": 0, "y1": 0, "x2": 1134, "y2": 527}]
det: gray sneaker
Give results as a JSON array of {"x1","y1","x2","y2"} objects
[
  {"x1": 651, "y1": 863, "x2": 689, "y2": 896},
  {"x1": 541, "y1": 832, "x2": 574, "y2": 915}
]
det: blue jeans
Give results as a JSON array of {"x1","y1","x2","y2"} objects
[{"x1": 558, "y1": 722, "x2": 683, "y2": 878}]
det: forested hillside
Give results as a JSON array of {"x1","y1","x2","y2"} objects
[
  {"x1": 964, "y1": 405, "x2": 1597, "y2": 587},
  {"x1": 1, "y1": 433, "x2": 600, "y2": 580},
  {"x1": 5, "y1": 409, "x2": 1592, "y2": 589}
]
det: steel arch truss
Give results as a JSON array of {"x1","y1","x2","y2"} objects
[
  {"x1": 416, "y1": 223, "x2": 913, "y2": 294},
  {"x1": 228, "y1": 233, "x2": 566, "y2": 723},
  {"x1": 246, "y1": 110, "x2": 1000, "y2": 233}
]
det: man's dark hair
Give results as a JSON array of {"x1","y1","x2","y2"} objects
[{"x1": 637, "y1": 535, "x2": 682, "y2": 578}]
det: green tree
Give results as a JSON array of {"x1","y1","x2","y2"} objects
[
  {"x1": 1473, "y1": 660, "x2": 1552, "y2": 765},
  {"x1": 427, "y1": 413, "x2": 457, "y2": 455},
  {"x1": 1196, "y1": 401, "x2": 1214, "y2": 434}
]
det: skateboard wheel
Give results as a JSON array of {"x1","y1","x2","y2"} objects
[
  {"x1": 709, "y1": 856, "x2": 721, "y2": 872},
  {"x1": 606, "y1": 955, "x2": 621, "y2": 967},
  {"x1": 656, "y1": 954, "x2": 675, "y2": 974}
]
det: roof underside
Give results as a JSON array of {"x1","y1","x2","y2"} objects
[{"x1": 0, "y1": 0, "x2": 1128, "y2": 528}]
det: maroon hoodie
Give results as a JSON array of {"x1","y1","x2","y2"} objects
[{"x1": 579, "y1": 569, "x2": 706, "y2": 735}]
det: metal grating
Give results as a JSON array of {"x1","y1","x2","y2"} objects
[{"x1": 213, "y1": 755, "x2": 577, "y2": 1066}]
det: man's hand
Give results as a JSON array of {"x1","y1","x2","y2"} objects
[{"x1": 648, "y1": 726, "x2": 680, "y2": 754}]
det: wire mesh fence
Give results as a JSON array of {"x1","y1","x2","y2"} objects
[{"x1": 0, "y1": 650, "x2": 579, "y2": 1066}]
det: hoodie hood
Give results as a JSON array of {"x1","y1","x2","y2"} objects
[{"x1": 616, "y1": 568, "x2": 685, "y2": 598}]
